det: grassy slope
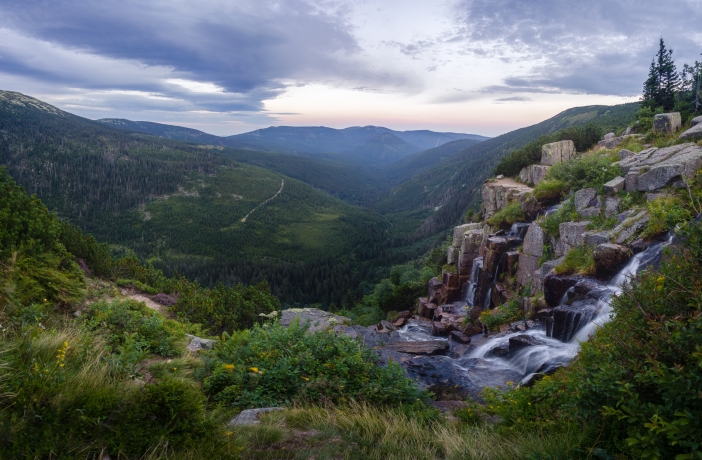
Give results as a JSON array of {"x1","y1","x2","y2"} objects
[{"x1": 0, "y1": 91, "x2": 389, "y2": 305}]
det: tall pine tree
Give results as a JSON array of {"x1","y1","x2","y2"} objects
[{"x1": 641, "y1": 38, "x2": 679, "y2": 111}]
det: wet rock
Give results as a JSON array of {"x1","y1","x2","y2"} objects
[
  {"x1": 393, "y1": 317, "x2": 408, "y2": 328},
  {"x1": 541, "y1": 140, "x2": 576, "y2": 166},
  {"x1": 431, "y1": 321, "x2": 451, "y2": 336},
  {"x1": 509, "y1": 334, "x2": 544, "y2": 352},
  {"x1": 450, "y1": 330, "x2": 472, "y2": 344},
  {"x1": 463, "y1": 323, "x2": 483, "y2": 336},
  {"x1": 604, "y1": 176, "x2": 625, "y2": 195},
  {"x1": 384, "y1": 340, "x2": 449, "y2": 356},
  {"x1": 229, "y1": 408, "x2": 284, "y2": 426},
  {"x1": 280, "y1": 308, "x2": 351, "y2": 333},
  {"x1": 417, "y1": 298, "x2": 439, "y2": 319},
  {"x1": 543, "y1": 274, "x2": 579, "y2": 307},
  {"x1": 653, "y1": 112, "x2": 681, "y2": 134},
  {"x1": 629, "y1": 239, "x2": 649, "y2": 254},
  {"x1": 487, "y1": 344, "x2": 510, "y2": 358},
  {"x1": 550, "y1": 302, "x2": 597, "y2": 342},
  {"x1": 593, "y1": 244, "x2": 632, "y2": 280}
]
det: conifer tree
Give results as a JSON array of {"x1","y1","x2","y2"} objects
[{"x1": 641, "y1": 38, "x2": 679, "y2": 111}]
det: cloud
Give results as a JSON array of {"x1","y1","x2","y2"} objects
[
  {"x1": 494, "y1": 96, "x2": 533, "y2": 102},
  {"x1": 452, "y1": 0, "x2": 702, "y2": 96},
  {"x1": 0, "y1": 0, "x2": 413, "y2": 117}
]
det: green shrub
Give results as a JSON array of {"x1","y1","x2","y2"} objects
[
  {"x1": 488, "y1": 201, "x2": 526, "y2": 229},
  {"x1": 553, "y1": 246, "x2": 595, "y2": 276},
  {"x1": 480, "y1": 299, "x2": 524, "y2": 332},
  {"x1": 83, "y1": 299, "x2": 185, "y2": 357},
  {"x1": 547, "y1": 154, "x2": 623, "y2": 193},
  {"x1": 642, "y1": 196, "x2": 692, "y2": 239},
  {"x1": 199, "y1": 320, "x2": 424, "y2": 408},
  {"x1": 115, "y1": 378, "x2": 211, "y2": 456},
  {"x1": 539, "y1": 197, "x2": 579, "y2": 237},
  {"x1": 533, "y1": 179, "x2": 570, "y2": 202}
]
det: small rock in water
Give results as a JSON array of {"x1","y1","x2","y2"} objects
[{"x1": 449, "y1": 330, "x2": 471, "y2": 344}]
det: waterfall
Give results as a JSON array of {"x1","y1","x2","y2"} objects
[
  {"x1": 465, "y1": 234, "x2": 672, "y2": 386},
  {"x1": 465, "y1": 257, "x2": 483, "y2": 307}
]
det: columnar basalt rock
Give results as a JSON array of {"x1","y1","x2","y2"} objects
[
  {"x1": 517, "y1": 223, "x2": 546, "y2": 288},
  {"x1": 458, "y1": 229, "x2": 484, "y2": 275},
  {"x1": 541, "y1": 140, "x2": 576, "y2": 166}
]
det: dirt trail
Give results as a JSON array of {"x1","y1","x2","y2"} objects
[
  {"x1": 241, "y1": 179, "x2": 284, "y2": 223},
  {"x1": 121, "y1": 289, "x2": 168, "y2": 316}
]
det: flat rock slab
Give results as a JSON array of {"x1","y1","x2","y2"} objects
[
  {"x1": 229, "y1": 407, "x2": 284, "y2": 426},
  {"x1": 280, "y1": 308, "x2": 351, "y2": 333},
  {"x1": 383, "y1": 340, "x2": 450, "y2": 356}
]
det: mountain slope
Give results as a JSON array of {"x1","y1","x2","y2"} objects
[
  {"x1": 0, "y1": 90, "x2": 390, "y2": 306},
  {"x1": 345, "y1": 132, "x2": 420, "y2": 163},
  {"x1": 377, "y1": 103, "x2": 640, "y2": 242}
]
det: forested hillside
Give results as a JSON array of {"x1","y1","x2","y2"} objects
[
  {"x1": 0, "y1": 91, "x2": 390, "y2": 307},
  {"x1": 378, "y1": 103, "x2": 640, "y2": 246}
]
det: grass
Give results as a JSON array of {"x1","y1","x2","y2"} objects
[
  {"x1": 228, "y1": 403, "x2": 586, "y2": 460},
  {"x1": 487, "y1": 201, "x2": 525, "y2": 229},
  {"x1": 533, "y1": 179, "x2": 569, "y2": 202},
  {"x1": 553, "y1": 246, "x2": 596, "y2": 276}
]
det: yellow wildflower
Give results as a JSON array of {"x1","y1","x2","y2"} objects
[
  {"x1": 223, "y1": 364, "x2": 235, "y2": 371},
  {"x1": 301, "y1": 376, "x2": 310, "y2": 381},
  {"x1": 248, "y1": 367, "x2": 259, "y2": 373}
]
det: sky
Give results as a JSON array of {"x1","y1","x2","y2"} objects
[{"x1": 0, "y1": 0, "x2": 701, "y2": 137}]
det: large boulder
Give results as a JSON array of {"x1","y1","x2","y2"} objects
[
  {"x1": 509, "y1": 334, "x2": 545, "y2": 353},
  {"x1": 541, "y1": 140, "x2": 576, "y2": 166},
  {"x1": 679, "y1": 123, "x2": 702, "y2": 141},
  {"x1": 519, "y1": 164, "x2": 550, "y2": 185},
  {"x1": 593, "y1": 243, "x2": 632, "y2": 280},
  {"x1": 523, "y1": 223, "x2": 545, "y2": 257},
  {"x1": 574, "y1": 188, "x2": 600, "y2": 216},
  {"x1": 653, "y1": 112, "x2": 681, "y2": 134},
  {"x1": 559, "y1": 221, "x2": 590, "y2": 249},
  {"x1": 482, "y1": 178, "x2": 533, "y2": 219},
  {"x1": 280, "y1": 308, "x2": 352, "y2": 332},
  {"x1": 636, "y1": 146, "x2": 702, "y2": 191}
]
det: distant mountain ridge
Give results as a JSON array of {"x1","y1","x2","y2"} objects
[{"x1": 98, "y1": 118, "x2": 488, "y2": 165}]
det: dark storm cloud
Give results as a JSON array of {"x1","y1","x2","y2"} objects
[
  {"x1": 0, "y1": 0, "x2": 385, "y2": 112},
  {"x1": 453, "y1": 0, "x2": 702, "y2": 96}
]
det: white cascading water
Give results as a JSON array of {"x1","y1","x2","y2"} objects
[
  {"x1": 464, "y1": 257, "x2": 483, "y2": 307},
  {"x1": 398, "y1": 234, "x2": 672, "y2": 388}
]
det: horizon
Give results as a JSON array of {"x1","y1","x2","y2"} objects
[{"x1": 1, "y1": 1, "x2": 699, "y2": 136}]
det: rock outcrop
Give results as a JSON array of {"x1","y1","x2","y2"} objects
[
  {"x1": 280, "y1": 308, "x2": 351, "y2": 332},
  {"x1": 541, "y1": 140, "x2": 575, "y2": 166},
  {"x1": 679, "y1": 123, "x2": 702, "y2": 140},
  {"x1": 519, "y1": 164, "x2": 550, "y2": 185},
  {"x1": 482, "y1": 178, "x2": 533, "y2": 219}
]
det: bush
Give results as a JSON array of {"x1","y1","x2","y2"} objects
[
  {"x1": 553, "y1": 246, "x2": 595, "y2": 276},
  {"x1": 547, "y1": 154, "x2": 623, "y2": 194},
  {"x1": 539, "y1": 197, "x2": 579, "y2": 237},
  {"x1": 643, "y1": 196, "x2": 692, "y2": 239},
  {"x1": 199, "y1": 320, "x2": 424, "y2": 408},
  {"x1": 488, "y1": 201, "x2": 526, "y2": 229},
  {"x1": 533, "y1": 179, "x2": 570, "y2": 202},
  {"x1": 480, "y1": 299, "x2": 524, "y2": 332},
  {"x1": 83, "y1": 299, "x2": 185, "y2": 357}
]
